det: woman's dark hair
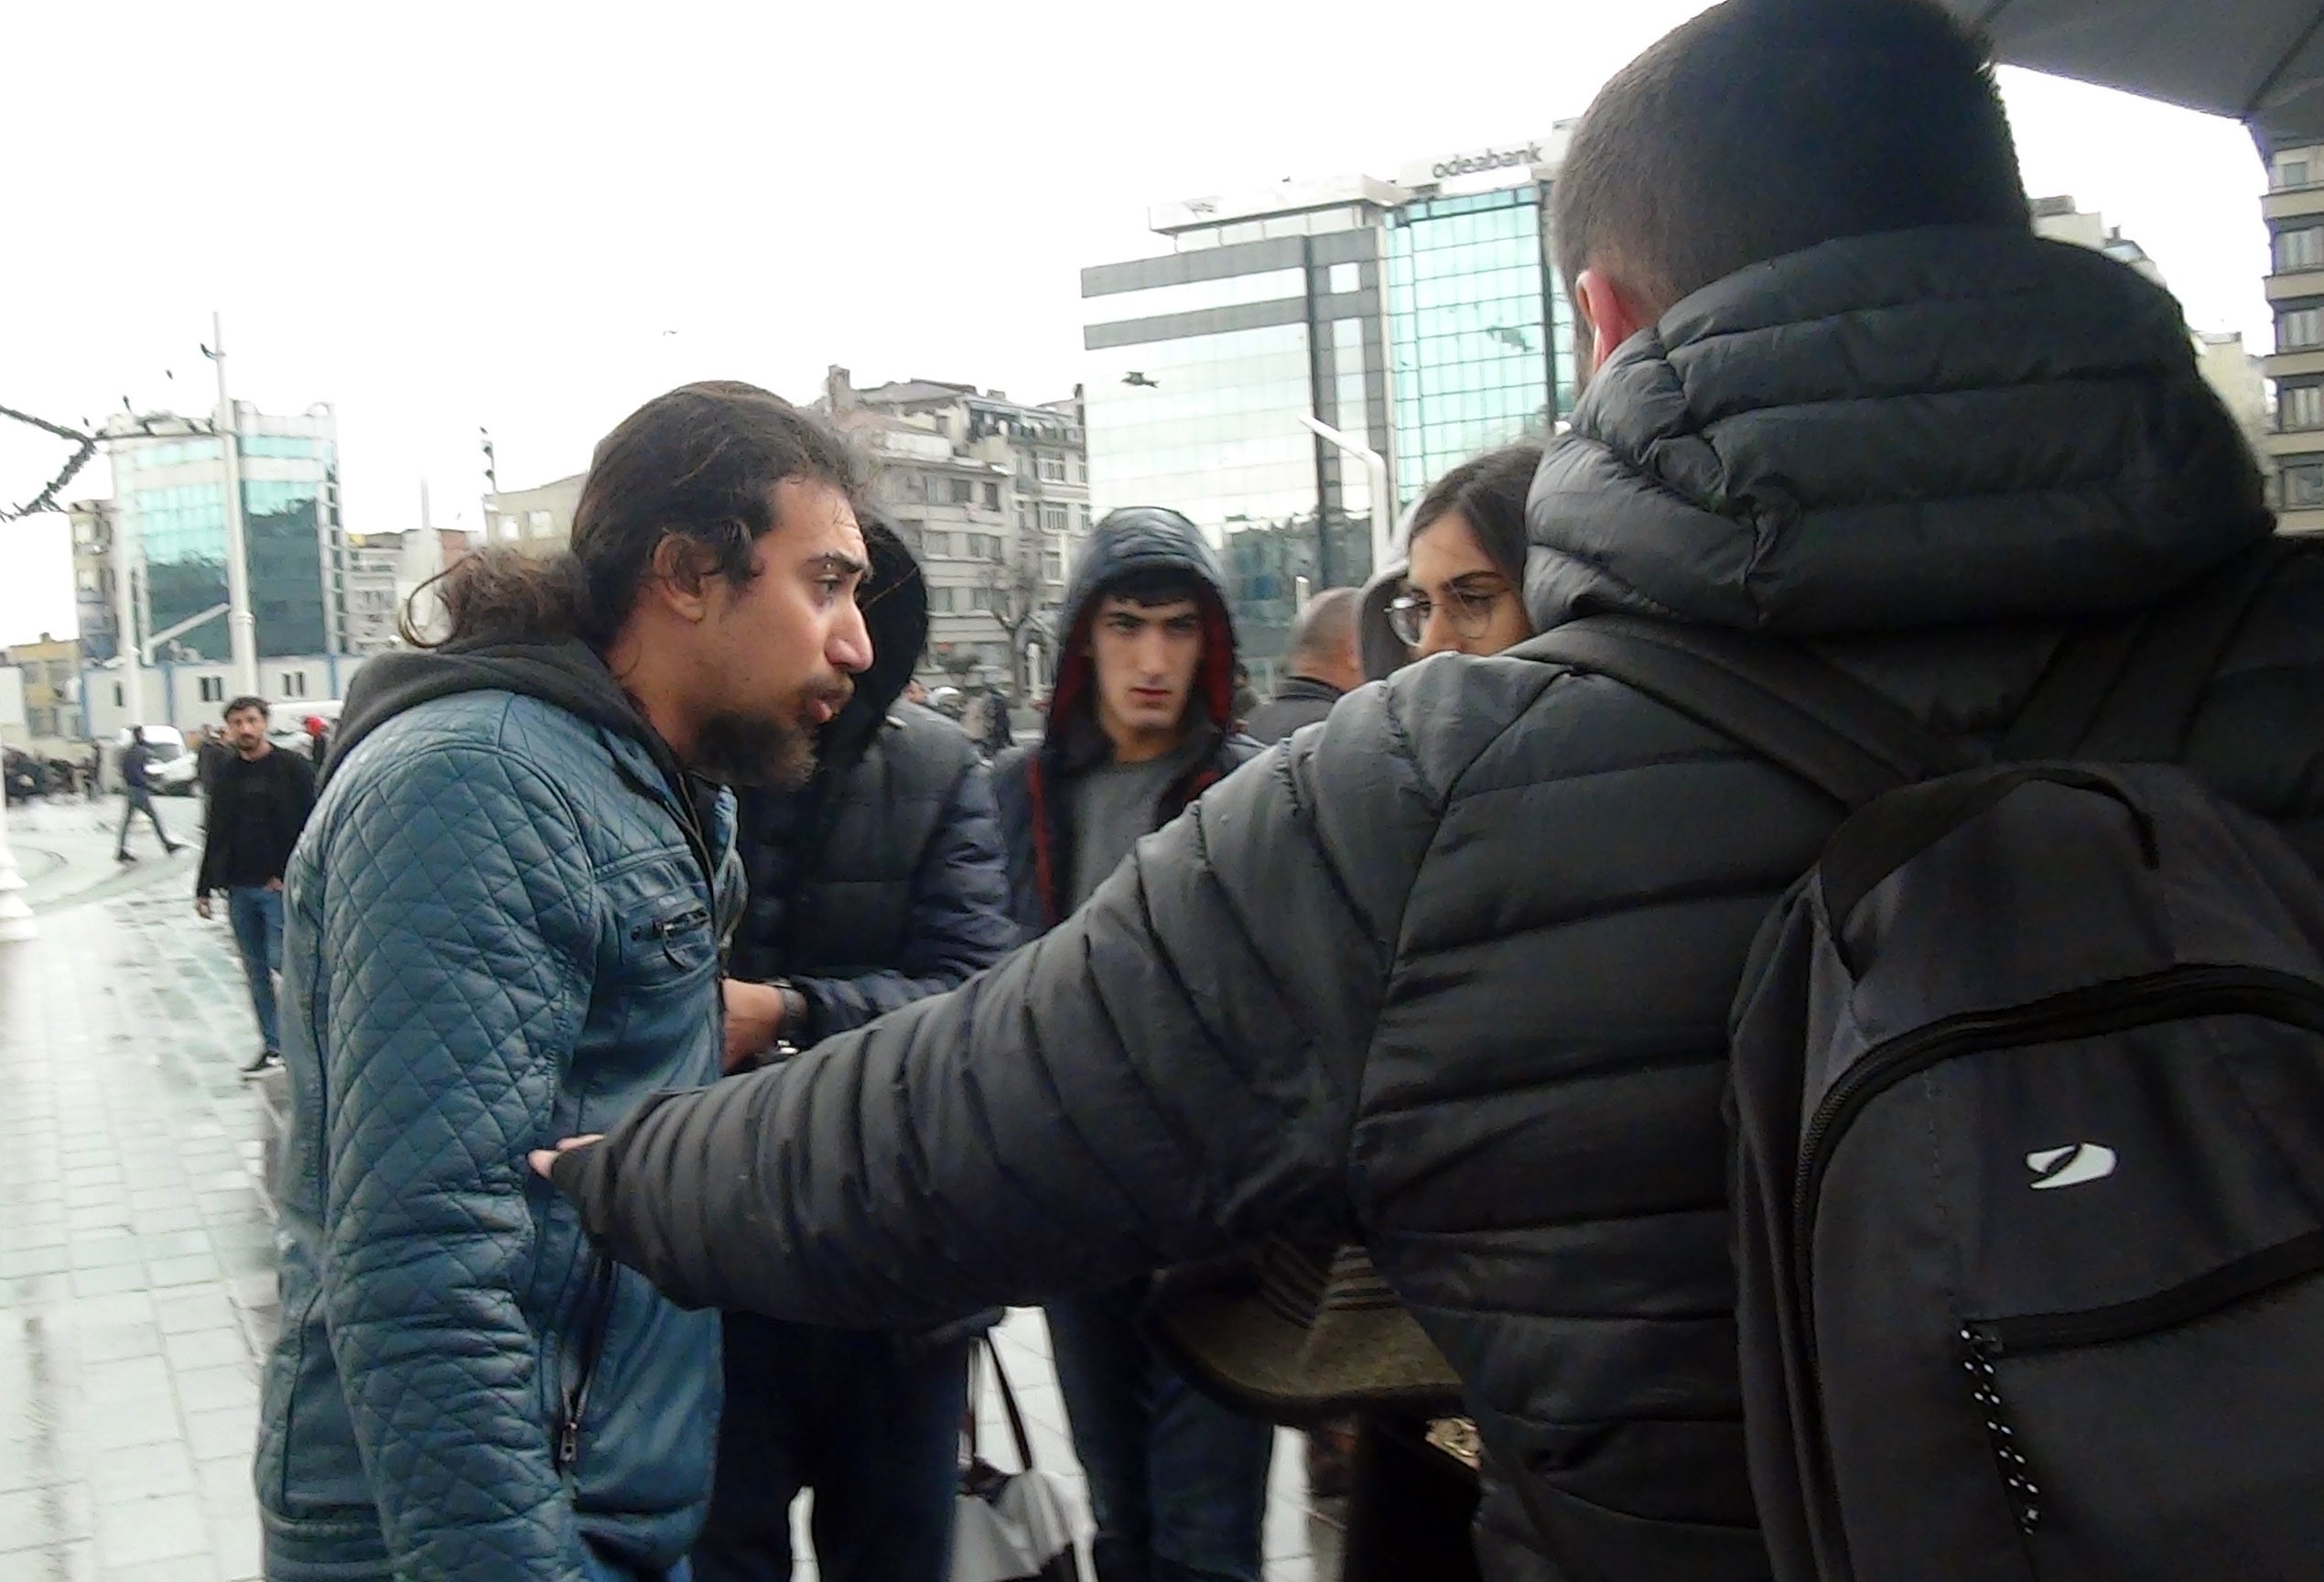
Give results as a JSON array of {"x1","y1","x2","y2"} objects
[
  {"x1": 1406, "y1": 439, "x2": 1546, "y2": 583},
  {"x1": 405, "y1": 381, "x2": 863, "y2": 649}
]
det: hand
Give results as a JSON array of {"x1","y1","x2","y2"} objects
[
  {"x1": 528, "y1": 1133, "x2": 602, "y2": 1180},
  {"x1": 264, "y1": 877, "x2": 284, "y2": 893},
  {"x1": 194, "y1": 894, "x2": 211, "y2": 920},
  {"x1": 721, "y1": 978, "x2": 786, "y2": 1073}
]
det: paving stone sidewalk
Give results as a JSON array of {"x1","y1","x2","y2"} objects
[{"x1": 0, "y1": 889, "x2": 1342, "y2": 1582}]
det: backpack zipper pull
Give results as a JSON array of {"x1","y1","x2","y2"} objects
[{"x1": 1962, "y1": 1327, "x2": 2042, "y2": 1533}]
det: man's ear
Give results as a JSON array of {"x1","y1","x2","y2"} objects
[
  {"x1": 1574, "y1": 267, "x2": 1654, "y2": 380},
  {"x1": 647, "y1": 534, "x2": 717, "y2": 623}
]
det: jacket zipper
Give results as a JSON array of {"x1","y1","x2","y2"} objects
[{"x1": 555, "y1": 1252, "x2": 620, "y2": 1475}]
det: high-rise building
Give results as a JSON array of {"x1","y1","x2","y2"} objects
[
  {"x1": 1081, "y1": 133, "x2": 1577, "y2": 680},
  {"x1": 72, "y1": 403, "x2": 347, "y2": 664},
  {"x1": 817, "y1": 368, "x2": 1086, "y2": 694},
  {"x1": 2259, "y1": 146, "x2": 2324, "y2": 533}
]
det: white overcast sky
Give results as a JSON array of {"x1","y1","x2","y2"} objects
[{"x1": 0, "y1": 0, "x2": 2275, "y2": 646}]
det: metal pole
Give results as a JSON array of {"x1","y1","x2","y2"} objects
[
  {"x1": 1298, "y1": 414, "x2": 1394, "y2": 579},
  {"x1": 211, "y1": 312, "x2": 259, "y2": 697},
  {"x1": 109, "y1": 500, "x2": 146, "y2": 728}
]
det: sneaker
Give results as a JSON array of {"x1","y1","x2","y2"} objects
[
  {"x1": 164, "y1": 843, "x2": 185, "y2": 856},
  {"x1": 241, "y1": 1049, "x2": 283, "y2": 1077},
  {"x1": 114, "y1": 851, "x2": 135, "y2": 863}
]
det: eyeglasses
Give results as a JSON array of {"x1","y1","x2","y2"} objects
[{"x1": 1386, "y1": 580, "x2": 1514, "y2": 648}]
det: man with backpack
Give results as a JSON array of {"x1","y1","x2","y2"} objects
[{"x1": 538, "y1": 4, "x2": 2324, "y2": 1578}]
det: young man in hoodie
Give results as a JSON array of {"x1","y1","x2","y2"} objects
[
  {"x1": 987, "y1": 504, "x2": 1272, "y2": 1582},
  {"x1": 257, "y1": 381, "x2": 873, "y2": 1582}
]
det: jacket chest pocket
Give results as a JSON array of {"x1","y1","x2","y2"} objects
[{"x1": 602, "y1": 855, "x2": 720, "y2": 993}]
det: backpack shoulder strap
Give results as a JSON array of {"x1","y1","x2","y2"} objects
[
  {"x1": 1513, "y1": 613, "x2": 1959, "y2": 809},
  {"x1": 2001, "y1": 536, "x2": 2305, "y2": 762}
]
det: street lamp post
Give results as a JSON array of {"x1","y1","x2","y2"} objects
[
  {"x1": 205, "y1": 312, "x2": 260, "y2": 699},
  {"x1": 1298, "y1": 414, "x2": 1394, "y2": 580}
]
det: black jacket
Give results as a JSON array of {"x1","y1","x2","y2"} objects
[
  {"x1": 1242, "y1": 675, "x2": 1344, "y2": 744},
  {"x1": 547, "y1": 228, "x2": 2324, "y2": 1582},
  {"x1": 990, "y1": 506, "x2": 1259, "y2": 936},
  {"x1": 727, "y1": 519, "x2": 1016, "y2": 1045},
  {"x1": 194, "y1": 747, "x2": 316, "y2": 894}
]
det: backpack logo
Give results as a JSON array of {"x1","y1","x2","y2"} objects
[{"x1": 2027, "y1": 1143, "x2": 2118, "y2": 1190}]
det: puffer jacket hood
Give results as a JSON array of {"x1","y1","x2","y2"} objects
[
  {"x1": 1528, "y1": 225, "x2": 2272, "y2": 638},
  {"x1": 1050, "y1": 506, "x2": 1239, "y2": 747},
  {"x1": 1356, "y1": 557, "x2": 1411, "y2": 683}
]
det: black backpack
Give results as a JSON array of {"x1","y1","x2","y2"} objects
[{"x1": 1520, "y1": 542, "x2": 2324, "y2": 1582}]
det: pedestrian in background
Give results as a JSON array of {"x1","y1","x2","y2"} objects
[
  {"x1": 1242, "y1": 587, "x2": 1362, "y2": 744},
  {"x1": 193, "y1": 696, "x2": 316, "y2": 1077},
  {"x1": 697, "y1": 514, "x2": 1018, "y2": 1582},
  {"x1": 113, "y1": 725, "x2": 182, "y2": 861},
  {"x1": 989, "y1": 505, "x2": 1271, "y2": 1582}
]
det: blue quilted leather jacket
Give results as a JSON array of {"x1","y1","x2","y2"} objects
[{"x1": 256, "y1": 642, "x2": 736, "y2": 1582}]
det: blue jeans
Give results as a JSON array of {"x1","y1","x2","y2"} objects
[
  {"x1": 693, "y1": 1315, "x2": 972, "y2": 1582},
  {"x1": 227, "y1": 885, "x2": 286, "y2": 1054},
  {"x1": 1048, "y1": 1284, "x2": 1273, "y2": 1582}
]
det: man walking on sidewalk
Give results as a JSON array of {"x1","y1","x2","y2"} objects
[
  {"x1": 194, "y1": 696, "x2": 316, "y2": 1076},
  {"x1": 114, "y1": 725, "x2": 183, "y2": 861}
]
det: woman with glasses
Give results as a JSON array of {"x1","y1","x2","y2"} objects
[{"x1": 1385, "y1": 440, "x2": 1545, "y2": 661}]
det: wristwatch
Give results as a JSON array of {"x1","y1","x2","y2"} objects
[{"x1": 770, "y1": 979, "x2": 810, "y2": 1038}]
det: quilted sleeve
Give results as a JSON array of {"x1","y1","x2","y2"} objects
[
  {"x1": 790, "y1": 753, "x2": 1018, "y2": 1038},
  {"x1": 319, "y1": 739, "x2": 599, "y2": 1581},
  {"x1": 549, "y1": 670, "x2": 1497, "y2": 1327}
]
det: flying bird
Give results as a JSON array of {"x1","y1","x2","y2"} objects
[{"x1": 1123, "y1": 372, "x2": 1160, "y2": 388}]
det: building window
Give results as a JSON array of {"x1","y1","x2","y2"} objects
[
  {"x1": 2278, "y1": 228, "x2": 2324, "y2": 273},
  {"x1": 1076, "y1": 504, "x2": 1092, "y2": 532},
  {"x1": 281, "y1": 670, "x2": 308, "y2": 699},
  {"x1": 1072, "y1": 457, "x2": 1086, "y2": 483},
  {"x1": 526, "y1": 509, "x2": 554, "y2": 536},
  {"x1": 1042, "y1": 552, "x2": 1064, "y2": 583},
  {"x1": 1037, "y1": 454, "x2": 1068, "y2": 482},
  {"x1": 949, "y1": 478, "x2": 976, "y2": 506},
  {"x1": 2283, "y1": 459, "x2": 2324, "y2": 507},
  {"x1": 923, "y1": 531, "x2": 953, "y2": 558},
  {"x1": 2286, "y1": 384, "x2": 2324, "y2": 430},
  {"x1": 929, "y1": 586, "x2": 956, "y2": 613},
  {"x1": 199, "y1": 677, "x2": 224, "y2": 702},
  {"x1": 113, "y1": 682, "x2": 124, "y2": 708},
  {"x1": 2277, "y1": 158, "x2": 2313, "y2": 190},
  {"x1": 968, "y1": 588, "x2": 994, "y2": 612},
  {"x1": 2280, "y1": 306, "x2": 2324, "y2": 351},
  {"x1": 1040, "y1": 503, "x2": 1069, "y2": 535},
  {"x1": 981, "y1": 534, "x2": 1004, "y2": 559},
  {"x1": 981, "y1": 481, "x2": 1001, "y2": 510}
]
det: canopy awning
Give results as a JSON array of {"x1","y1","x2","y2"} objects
[{"x1": 1945, "y1": 0, "x2": 2324, "y2": 155}]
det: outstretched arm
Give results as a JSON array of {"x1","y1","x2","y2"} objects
[{"x1": 545, "y1": 679, "x2": 1468, "y2": 1328}]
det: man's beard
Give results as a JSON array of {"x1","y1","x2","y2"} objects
[{"x1": 690, "y1": 710, "x2": 817, "y2": 790}]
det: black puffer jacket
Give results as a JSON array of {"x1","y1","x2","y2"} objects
[
  {"x1": 991, "y1": 505, "x2": 1259, "y2": 936},
  {"x1": 549, "y1": 228, "x2": 2324, "y2": 1582},
  {"x1": 727, "y1": 518, "x2": 1015, "y2": 1043}
]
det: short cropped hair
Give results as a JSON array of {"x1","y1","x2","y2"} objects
[
  {"x1": 223, "y1": 695, "x2": 270, "y2": 721},
  {"x1": 1096, "y1": 567, "x2": 1206, "y2": 611},
  {"x1": 1554, "y1": 0, "x2": 2025, "y2": 329}
]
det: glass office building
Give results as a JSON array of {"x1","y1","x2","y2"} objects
[
  {"x1": 1083, "y1": 133, "x2": 1578, "y2": 679},
  {"x1": 1387, "y1": 187, "x2": 1575, "y2": 506},
  {"x1": 1083, "y1": 185, "x2": 1394, "y2": 680},
  {"x1": 108, "y1": 406, "x2": 341, "y2": 661}
]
